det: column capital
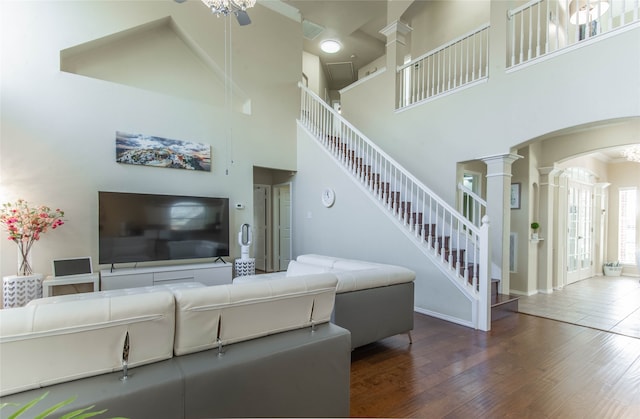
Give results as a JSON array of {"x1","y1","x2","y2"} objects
[
  {"x1": 481, "y1": 153, "x2": 523, "y2": 177},
  {"x1": 379, "y1": 20, "x2": 412, "y2": 46},
  {"x1": 538, "y1": 166, "x2": 555, "y2": 176},
  {"x1": 538, "y1": 166, "x2": 563, "y2": 186},
  {"x1": 481, "y1": 152, "x2": 522, "y2": 165},
  {"x1": 380, "y1": 20, "x2": 413, "y2": 37}
]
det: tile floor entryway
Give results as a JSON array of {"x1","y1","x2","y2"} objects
[{"x1": 518, "y1": 275, "x2": 640, "y2": 339}]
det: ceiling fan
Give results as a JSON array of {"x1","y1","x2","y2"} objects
[{"x1": 175, "y1": 0, "x2": 253, "y2": 26}]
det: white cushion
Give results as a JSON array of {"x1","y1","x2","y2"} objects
[
  {"x1": 27, "y1": 282, "x2": 206, "y2": 304},
  {"x1": 296, "y1": 254, "x2": 340, "y2": 268},
  {"x1": 0, "y1": 291, "x2": 175, "y2": 396},
  {"x1": 293, "y1": 254, "x2": 416, "y2": 292},
  {"x1": 286, "y1": 260, "x2": 330, "y2": 276},
  {"x1": 334, "y1": 267, "x2": 416, "y2": 293},
  {"x1": 332, "y1": 260, "x2": 378, "y2": 271},
  {"x1": 233, "y1": 272, "x2": 286, "y2": 283},
  {"x1": 296, "y1": 254, "x2": 385, "y2": 271},
  {"x1": 172, "y1": 274, "x2": 338, "y2": 356}
]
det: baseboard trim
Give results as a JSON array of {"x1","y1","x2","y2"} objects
[
  {"x1": 414, "y1": 307, "x2": 475, "y2": 329},
  {"x1": 508, "y1": 289, "x2": 538, "y2": 297}
]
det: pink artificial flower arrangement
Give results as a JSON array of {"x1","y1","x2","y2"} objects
[{"x1": 0, "y1": 199, "x2": 65, "y2": 275}]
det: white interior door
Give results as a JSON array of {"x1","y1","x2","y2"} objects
[
  {"x1": 567, "y1": 181, "x2": 594, "y2": 284},
  {"x1": 273, "y1": 183, "x2": 292, "y2": 271},
  {"x1": 253, "y1": 185, "x2": 270, "y2": 272}
]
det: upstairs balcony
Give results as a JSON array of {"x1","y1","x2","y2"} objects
[
  {"x1": 395, "y1": 0, "x2": 639, "y2": 110},
  {"x1": 339, "y1": 0, "x2": 639, "y2": 189}
]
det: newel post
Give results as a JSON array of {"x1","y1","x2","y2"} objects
[{"x1": 478, "y1": 215, "x2": 491, "y2": 331}]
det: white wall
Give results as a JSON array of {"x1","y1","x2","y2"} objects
[
  {"x1": 302, "y1": 51, "x2": 322, "y2": 97},
  {"x1": 406, "y1": 0, "x2": 490, "y2": 56},
  {"x1": 0, "y1": 1, "x2": 302, "y2": 281},
  {"x1": 357, "y1": 55, "x2": 386, "y2": 79}
]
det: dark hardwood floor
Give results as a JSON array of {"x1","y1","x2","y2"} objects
[{"x1": 350, "y1": 312, "x2": 640, "y2": 418}]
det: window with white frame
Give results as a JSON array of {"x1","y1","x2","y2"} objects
[{"x1": 618, "y1": 187, "x2": 637, "y2": 264}]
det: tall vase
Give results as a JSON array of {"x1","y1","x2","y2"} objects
[{"x1": 17, "y1": 241, "x2": 34, "y2": 276}]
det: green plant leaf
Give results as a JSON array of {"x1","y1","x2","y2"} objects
[
  {"x1": 61, "y1": 407, "x2": 108, "y2": 419},
  {"x1": 0, "y1": 393, "x2": 117, "y2": 419},
  {"x1": 6, "y1": 392, "x2": 50, "y2": 419},
  {"x1": 34, "y1": 396, "x2": 77, "y2": 419},
  {"x1": 75, "y1": 410, "x2": 109, "y2": 419}
]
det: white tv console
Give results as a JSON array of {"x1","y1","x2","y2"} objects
[{"x1": 100, "y1": 262, "x2": 232, "y2": 291}]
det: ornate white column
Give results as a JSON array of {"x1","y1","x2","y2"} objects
[
  {"x1": 379, "y1": 20, "x2": 412, "y2": 68},
  {"x1": 555, "y1": 171, "x2": 570, "y2": 289},
  {"x1": 481, "y1": 153, "x2": 522, "y2": 294},
  {"x1": 379, "y1": 20, "x2": 412, "y2": 108},
  {"x1": 538, "y1": 166, "x2": 562, "y2": 293}
]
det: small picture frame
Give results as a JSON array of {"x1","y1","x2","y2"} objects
[{"x1": 510, "y1": 183, "x2": 521, "y2": 209}]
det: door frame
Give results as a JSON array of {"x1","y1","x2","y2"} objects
[
  {"x1": 253, "y1": 184, "x2": 272, "y2": 272},
  {"x1": 566, "y1": 179, "x2": 595, "y2": 284},
  {"x1": 272, "y1": 182, "x2": 292, "y2": 271},
  {"x1": 556, "y1": 168, "x2": 602, "y2": 288}
]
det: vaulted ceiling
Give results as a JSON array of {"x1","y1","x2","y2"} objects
[{"x1": 283, "y1": 0, "x2": 388, "y2": 90}]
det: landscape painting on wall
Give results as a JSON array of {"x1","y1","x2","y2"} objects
[{"x1": 115, "y1": 131, "x2": 211, "y2": 172}]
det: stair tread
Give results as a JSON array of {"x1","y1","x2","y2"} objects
[{"x1": 491, "y1": 293, "x2": 519, "y2": 307}]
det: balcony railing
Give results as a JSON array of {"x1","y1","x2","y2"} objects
[
  {"x1": 458, "y1": 183, "x2": 487, "y2": 229},
  {"x1": 396, "y1": 24, "x2": 490, "y2": 109},
  {"x1": 508, "y1": 0, "x2": 640, "y2": 68},
  {"x1": 391, "y1": 1, "x2": 638, "y2": 109}
]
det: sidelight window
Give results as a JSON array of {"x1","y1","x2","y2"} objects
[{"x1": 618, "y1": 188, "x2": 637, "y2": 264}]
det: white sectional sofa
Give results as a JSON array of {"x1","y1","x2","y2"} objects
[
  {"x1": 234, "y1": 254, "x2": 416, "y2": 349},
  {"x1": 0, "y1": 276, "x2": 351, "y2": 418}
]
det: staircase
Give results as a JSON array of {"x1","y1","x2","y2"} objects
[{"x1": 298, "y1": 83, "x2": 493, "y2": 331}]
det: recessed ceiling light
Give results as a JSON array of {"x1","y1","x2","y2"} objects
[{"x1": 320, "y1": 40, "x2": 341, "y2": 54}]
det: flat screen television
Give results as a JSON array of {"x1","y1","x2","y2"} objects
[{"x1": 99, "y1": 191, "x2": 230, "y2": 265}]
